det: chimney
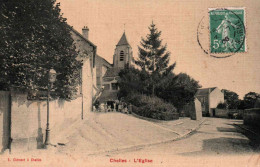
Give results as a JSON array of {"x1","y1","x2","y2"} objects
[{"x1": 82, "y1": 26, "x2": 89, "y2": 39}]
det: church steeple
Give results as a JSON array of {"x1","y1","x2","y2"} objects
[
  {"x1": 113, "y1": 32, "x2": 133, "y2": 68},
  {"x1": 117, "y1": 32, "x2": 129, "y2": 46}
]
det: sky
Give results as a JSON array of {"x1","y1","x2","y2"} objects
[{"x1": 58, "y1": 0, "x2": 260, "y2": 99}]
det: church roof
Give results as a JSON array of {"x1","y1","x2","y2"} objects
[
  {"x1": 117, "y1": 32, "x2": 130, "y2": 46},
  {"x1": 103, "y1": 67, "x2": 122, "y2": 78}
]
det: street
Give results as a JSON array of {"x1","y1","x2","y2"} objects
[
  {"x1": 1, "y1": 117, "x2": 260, "y2": 167},
  {"x1": 107, "y1": 118, "x2": 258, "y2": 156}
]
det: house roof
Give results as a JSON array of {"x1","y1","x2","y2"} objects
[
  {"x1": 69, "y1": 26, "x2": 97, "y2": 48},
  {"x1": 195, "y1": 87, "x2": 217, "y2": 96},
  {"x1": 103, "y1": 67, "x2": 122, "y2": 78},
  {"x1": 68, "y1": 25, "x2": 97, "y2": 67},
  {"x1": 117, "y1": 32, "x2": 130, "y2": 46}
]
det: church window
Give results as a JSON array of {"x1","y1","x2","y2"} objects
[
  {"x1": 120, "y1": 51, "x2": 124, "y2": 61},
  {"x1": 111, "y1": 83, "x2": 119, "y2": 90}
]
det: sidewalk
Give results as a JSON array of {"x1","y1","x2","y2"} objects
[
  {"x1": 55, "y1": 112, "x2": 205, "y2": 156},
  {"x1": 7, "y1": 112, "x2": 205, "y2": 156}
]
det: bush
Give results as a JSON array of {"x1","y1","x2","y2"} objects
[
  {"x1": 125, "y1": 93, "x2": 178, "y2": 120},
  {"x1": 217, "y1": 102, "x2": 228, "y2": 109}
]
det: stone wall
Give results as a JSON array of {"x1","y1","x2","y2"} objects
[
  {"x1": 215, "y1": 109, "x2": 229, "y2": 118},
  {"x1": 243, "y1": 108, "x2": 260, "y2": 127}
]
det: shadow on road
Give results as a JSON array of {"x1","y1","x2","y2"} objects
[
  {"x1": 217, "y1": 127, "x2": 238, "y2": 133},
  {"x1": 232, "y1": 124, "x2": 260, "y2": 152},
  {"x1": 180, "y1": 137, "x2": 253, "y2": 156}
]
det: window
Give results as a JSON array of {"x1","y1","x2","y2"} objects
[
  {"x1": 104, "y1": 84, "x2": 110, "y2": 90},
  {"x1": 120, "y1": 51, "x2": 124, "y2": 61},
  {"x1": 111, "y1": 83, "x2": 119, "y2": 90}
]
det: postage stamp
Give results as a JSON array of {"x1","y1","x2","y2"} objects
[{"x1": 209, "y1": 8, "x2": 246, "y2": 54}]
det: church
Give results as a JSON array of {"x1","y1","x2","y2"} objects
[{"x1": 98, "y1": 32, "x2": 134, "y2": 103}]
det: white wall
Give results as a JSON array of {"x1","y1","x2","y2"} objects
[
  {"x1": 70, "y1": 30, "x2": 95, "y2": 114},
  {"x1": 10, "y1": 91, "x2": 84, "y2": 153},
  {"x1": 209, "y1": 88, "x2": 224, "y2": 109},
  {"x1": 82, "y1": 57, "x2": 93, "y2": 113}
]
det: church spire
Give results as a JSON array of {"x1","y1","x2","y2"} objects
[{"x1": 116, "y1": 32, "x2": 129, "y2": 46}]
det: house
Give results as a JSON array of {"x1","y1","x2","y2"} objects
[
  {"x1": 70, "y1": 26, "x2": 97, "y2": 112},
  {"x1": 195, "y1": 87, "x2": 224, "y2": 116},
  {"x1": 98, "y1": 32, "x2": 134, "y2": 103}
]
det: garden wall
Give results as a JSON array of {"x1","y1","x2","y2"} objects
[{"x1": 215, "y1": 109, "x2": 229, "y2": 118}]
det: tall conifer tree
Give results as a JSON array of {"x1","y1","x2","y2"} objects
[
  {"x1": 136, "y1": 22, "x2": 176, "y2": 75},
  {"x1": 136, "y1": 22, "x2": 176, "y2": 95}
]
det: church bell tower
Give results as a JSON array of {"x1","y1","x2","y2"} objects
[{"x1": 113, "y1": 32, "x2": 133, "y2": 68}]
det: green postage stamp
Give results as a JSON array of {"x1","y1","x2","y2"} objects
[{"x1": 209, "y1": 8, "x2": 246, "y2": 54}]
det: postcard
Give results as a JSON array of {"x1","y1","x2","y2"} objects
[{"x1": 0, "y1": 0, "x2": 259, "y2": 166}]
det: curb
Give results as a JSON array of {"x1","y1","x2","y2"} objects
[{"x1": 86, "y1": 118, "x2": 207, "y2": 156}]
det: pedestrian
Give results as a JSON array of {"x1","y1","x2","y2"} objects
[
  {"x1": 104, "y1": 103, "x2": 107, "y2": 112},
  {"x1": 118, "y1": 101, "x2": 122, "y2": 112},
  {"x1": 128, "y1": 103, "x2": 132, "y2": 114}
]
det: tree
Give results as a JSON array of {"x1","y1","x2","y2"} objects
[
  {"x1": 243, "y1": 92, "x2": 260, "y2": 109},
  {"x1": 222, "y1": 89, "x2": 239, "y2": 109},
  {"x1": 0, "y1": 0, "x2": 82, "y2": 99},
  {"x1": 135, "y1": 22, "x2": 176, "y2": 95},
  {"x1": 156, "y1": 73, "x2": 201, "y2": 111},
  {"x1": 217, "y1": 102, "x2": 228, "y2": 109},
  {"x1": 118, "y1": 67, "x2": 150, "y2": 98}
]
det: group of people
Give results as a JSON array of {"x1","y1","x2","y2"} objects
[{"x1": 94, "y1": 100, "x2": 132, "y2": 114}]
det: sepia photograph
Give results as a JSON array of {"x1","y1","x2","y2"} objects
[{"x1": 0, "y1": 0, "x2": 259, "y2": 166}]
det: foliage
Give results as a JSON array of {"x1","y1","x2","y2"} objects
[
  {"x1": 118, "y1": 67, "x2": 150, "y2": 98},
  {"x1": 243, "y1": 92, "x2": 260, "y2": 109},
  {"x1": 222, "y1": 89, "x2": 239, "y2": 109},
  {"x1": 0, "y1": 0, "x2": 82, "y2": 100},
  {"x1": 124, "y1": 93, "x2": 178, "y2": 120},
  {"x1": 135, "y1": 22, "x2": 176, "y2": 95},
  {"x1": 156, "y1": 73, "x2": 201, "y2": 111},
  {"x1": 118, "y1": 22, "x2": 200, "y2": 115},
  {"x1": 217, "y1": 102, "x2": 228, "y2": 109},
  {"x1": 237, "y1": 99, "x2": 246, "y2": 110},
  {"x1": 135, "y1": 22, "x2": 176, "y2": 75}
]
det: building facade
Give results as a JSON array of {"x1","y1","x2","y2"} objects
[
  {"x1": 70, "y1": 26, "x2": 97, "y2": 112},
  {"x1": 195, "y1": 87, "x2": 224, "y2": 116}
]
